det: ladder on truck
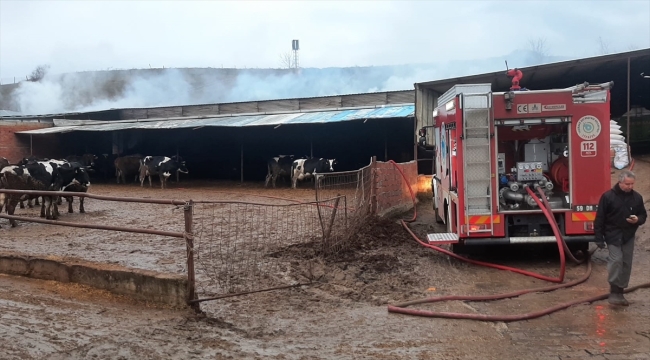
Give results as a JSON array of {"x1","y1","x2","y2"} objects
[{"x1": 461, "y1": 93, "x2": 493, "y2": 234}]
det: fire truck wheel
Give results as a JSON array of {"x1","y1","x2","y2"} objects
[
  {"x1": 567, "y1": 242, "x2": 589, "y2": 256},
  {"x1": 451, "y1": 243, "x2": 467, "y2": 254}
]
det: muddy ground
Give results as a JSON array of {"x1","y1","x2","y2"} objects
[{"x1": 2, "y1": 159, "x2": 650, "y2": 359}]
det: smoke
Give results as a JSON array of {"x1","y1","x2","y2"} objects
[{"x1": 0, "y1": 50, "x2": 569, "y2": 115}]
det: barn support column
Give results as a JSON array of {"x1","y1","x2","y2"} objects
[
  {"x1": 626, "y1": 56, "x2": 631, "y2": 162},
  {"x1": 30, "y1": 135, "x2": 33, "y2": 156},
  {"x1": 240, "y1": 143, "x2": 244, "y2": 183},
  {"x1": 384, "y1": 127, "x2": 388, "y2": 161},
  {"x1": 310, "y1": 137, "x2": 313, "y2": 158}
]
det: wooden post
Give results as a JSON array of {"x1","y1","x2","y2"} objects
[{"x1": 184, "y1": 200, "x2": 200, "y2": 312}]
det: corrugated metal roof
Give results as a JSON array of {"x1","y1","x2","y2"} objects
[{"x1": 17, "y1": 104, "x2": 414, "y2": 134}]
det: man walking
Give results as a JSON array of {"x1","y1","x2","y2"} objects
[{"x1": 594, "y1": 170, "x2": 647, "y2": 306}]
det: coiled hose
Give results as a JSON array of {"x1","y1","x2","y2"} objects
[{"x1": 384, "y1": 160, "x2": 649, "y2": 322}]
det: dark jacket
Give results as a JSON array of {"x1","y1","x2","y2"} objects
[{"x1": 594, "y1": 183, "x2": 647, "y2": 246}]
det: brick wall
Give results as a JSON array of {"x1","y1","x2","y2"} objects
[
  {"x1": 0, "y1": 123, "x2": 56, "y2": 163},
  {"x1": 374, "y1": 160, "x2": 419, "y2": 217}
]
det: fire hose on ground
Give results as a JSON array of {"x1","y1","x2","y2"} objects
[{"x1": 385, "y1": 160, "x2": 650, "y2": 321}]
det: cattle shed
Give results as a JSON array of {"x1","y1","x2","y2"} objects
[{"x1": 14, "y1": 103, "x2": 416, "y2": 182}]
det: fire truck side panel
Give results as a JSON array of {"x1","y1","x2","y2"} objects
[{"x1": 564, "y1": 98, "x2": 611, "y2": 235}]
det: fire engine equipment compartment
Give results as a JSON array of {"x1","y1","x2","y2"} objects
[{"x1": 496, "y1": 123, "x2": 570, "y2": 211}]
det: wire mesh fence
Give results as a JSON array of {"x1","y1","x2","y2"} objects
[
  {"x1": 314, "y1": 160, "x2": 374, "y2": 254},
  {"x1": 192, "y1": 196, "x2": 344, "y2": 297}
]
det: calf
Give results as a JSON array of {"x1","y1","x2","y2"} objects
[
  {"x1": 265, "y1": 155, "x2": 296, "y2": 188},
  {"x1": 291, "y1": 158, "x2": 337, "y2": 189},
  {"x1": 114, "y1": 154, "x2": 143, "y2": 184},
  {"x1": 140, "y1": 156, "x2": 189, "y2": 189}
]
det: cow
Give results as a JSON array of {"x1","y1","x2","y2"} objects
[
  {"x1": 265, "y1": 155, "x2": 296, "y2": 188},
  {"x1": 139, "y1": 156, "x2": 189, "y2": 189},
  {"x1": 290, "y1": 158, "x2": 337, "y2": 189},
  {"x1": 57, "y1": 162, "x2": 92, "y2": 214},
  {"x1": 65, "y1": 154, "x2": 97, "y2": 168},
  {"x1": 114, "y1": 154, "x2": 143, "y2": 184},
  {"x1": 92, "y1": 153, "x2": 116, "y2": 182},
  {"x1": 0, "y1": 162, "x2": 60, "y2": 227}
]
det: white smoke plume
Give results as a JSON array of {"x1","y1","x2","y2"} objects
[{"x1": 0, "y1": 50, "x2": 569, "y2": 115}]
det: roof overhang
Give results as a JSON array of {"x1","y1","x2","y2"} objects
[{"x1": 16, "y1": 104, "x2": 415, "y2": 135}]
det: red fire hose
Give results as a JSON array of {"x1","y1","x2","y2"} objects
[{"x1": 384, "y1": 160, "x2": 633, "y2": 322}]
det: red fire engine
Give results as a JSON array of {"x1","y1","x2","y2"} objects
[{"x1": 425, "y1": 74, "x2": 613, "y2": 253}]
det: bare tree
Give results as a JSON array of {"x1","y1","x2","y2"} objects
[
  {"x1": 597, "y1": 36, "x2": 610, "y2": 55},
  {"x1": 27, "y1": 64, "x2": 50, "y2": 82},
  {"x1": 527, "y1": 37, "x2": 549, "y2": 64},
  {"x1": 279, "y1": 52, "x2": 293, "y2": 69}
]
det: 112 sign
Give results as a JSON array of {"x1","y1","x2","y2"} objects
[{"x1": 580, "y1": 141, "x2": 597, "y2": 157}]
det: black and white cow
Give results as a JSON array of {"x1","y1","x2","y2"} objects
[
  {"x1": 0, "y1": 157, "x2": 8, "y2": 171},
  {"x1": 264, "y1": 155, "x2": 296, "y2": 188},
  {"x1": 57, "y1": 162, "x2": 92, "y2": 214},
  {"x1": 290, "y1": 158, "x2": 337, "y2": 189},
  {"x1": 0, "y1": 162, "x2": 60, "y2": 227},
  {"x1": 139, "y1": 156, "x2": 189, "y2": 189}
]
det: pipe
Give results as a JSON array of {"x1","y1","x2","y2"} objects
[
  {"x1": 501, "y1": 188, "x2": 524, "y2": 202},
  {"x1": 382, "y1": 160, "x2": 634, "y2": 322}
]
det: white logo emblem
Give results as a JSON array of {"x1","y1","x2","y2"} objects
[{"x1": 576, "y1": 115, "x2": 601, "y2": 140}]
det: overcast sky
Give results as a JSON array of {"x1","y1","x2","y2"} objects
[{"x1": 1, "y1": 0, "x2": 649, "y2": 81}]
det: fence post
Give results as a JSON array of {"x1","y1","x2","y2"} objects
[
  {"x1": 370, "y1": 156, "x2": 377, "y2": 215},
  {"x1": 184, "y1": 200, "x2": 200, "y2": 312}
]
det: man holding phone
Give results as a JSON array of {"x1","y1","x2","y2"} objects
[{"x1": 594, "y1": 170, "x2": 647, "y2": 306}]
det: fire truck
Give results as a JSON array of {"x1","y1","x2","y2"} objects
[{"x1": 423, "y1": 73, "x2": 613, "y2": 253}]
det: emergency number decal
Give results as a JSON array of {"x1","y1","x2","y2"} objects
[
  {"x1": 573, "y1": 204, "x2": 598, "y2": 212},
  {"x1": 576, "y1": 115, "x2": 601, "y2": 140},
  {"x1": 580, "y1": 141, "x2": 597, "y2": 157}
]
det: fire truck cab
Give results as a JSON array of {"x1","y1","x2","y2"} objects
[{"x1": 426, "y1": 80, "x2": 613, "y2": 252}]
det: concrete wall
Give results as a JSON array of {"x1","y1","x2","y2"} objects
[
  {"x1": 0, "y1": 122, "x2": 56, "y2": 163},
  {"x1": 0, "y1": 252, "x2": 189, "y2": 308}
]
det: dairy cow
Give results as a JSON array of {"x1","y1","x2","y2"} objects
[
  {"x1": 290, "y1": 158, "x2": 337, "y2": 189},
  {"x1": 139, "y1": 156, "x2": 189, "y2": 189},
  {"x1": 114, "y1": 154, "x2": 143, "y2": 184},
  {"x1": 0, "y1": 162, "x2": 59, "y2": 227},
  {"x1": 58, "y1": 162, "x2": 92, "y2": 213},
  {"x1": 265, "y1": 155, "x2": 296, "y2": 188}
]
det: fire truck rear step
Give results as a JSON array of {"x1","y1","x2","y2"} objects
[{"x1": 427, "y1": 233, "x2": 459, "y2": 244}]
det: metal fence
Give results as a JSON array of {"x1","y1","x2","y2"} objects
[
  {"x1": 0, "y1": 159, "x2": 385, "y2": 308},
  {"x1": 191, "y1": 196, "x2": 344, "y2": 299},
  {"x1": 314, "y1": 158, "x2": 375, "y2": 254}
]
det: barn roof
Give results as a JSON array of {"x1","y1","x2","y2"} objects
[{"x1": 16, "y1": 104, "x2": 415, "y2": 134}]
